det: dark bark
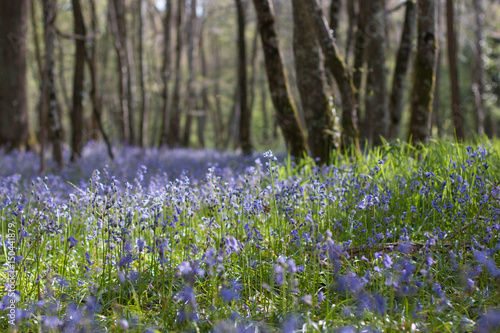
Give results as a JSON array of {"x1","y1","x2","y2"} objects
[
  {"x1": 160, "y1": 0, "x2": 173, "y2": 146},
  {"x1": 364, "y1": 0, "x2": 389, "y2": 146},
  {"x1": 389, "y1": 0, "x2": 416, "y2": 139},
  {"x1": 168, "y1": 0, "x2": 185, "y2": 148},
  {"x1": 0, "y1": 0, "x2": 30, "y2": 150},
  {"x1": 182, "y1": 0, "x2": 198, "y2": 148},
  {"x1": 344, "y1": 0, "x2": 357, "y2": 60},
  {"x1": 41, "y1": 0, "x2": 64, "y2": 170},
  {"x1": 473, "y1": 0, "x2": 485, "y2": 136},
  {"x1": 304, "y1": 0, "x2": 359, "y2": 151},
  {"x1": 139, "y1": 0, "x2": 150, "y2": 147},
  {"x1": 352, "y1": 0, "x2": 367, "y2": 107},
  {"x1": 293, "y1": 0, "x2": 336, "y2": 164},
  {"x1": 445, "y1": 0, "x2": 464, "y2": 139},
  {"x1": 252, "y1": 0, "x2": 309, "y2": 159},
  {"x1": 236, "y1": 0, "x2": 252, "y2": 155},
  {"x1": 408, "y1": 0, "x2": 438, "y2": 145},
  {"x1": 71, "y1": 0, "x2": 86, "y2": 161}
]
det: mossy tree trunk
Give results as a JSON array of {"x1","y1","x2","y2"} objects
[
  {"x1": 304, "y1": 0, "x2": 359, "y2": 151},
  {"x1": 408, "y1": 0, "x2": 438, "y2": 145},
  {"x1": 293, "y1": 0, "x2": 336, "y2": 165},
  {"x1": 389, "y1": 0, "x2": 416, "y2": 139},
  {"x1": 252, "y1": 0, "x2": 309, "y2": 159},
  {"x1": 0, "y1": 0, "x2": 30, "y2": 150}
]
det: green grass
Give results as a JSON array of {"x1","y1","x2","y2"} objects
[{"x1": 2, "y1": 139, "x2": 500, "y2": 332}]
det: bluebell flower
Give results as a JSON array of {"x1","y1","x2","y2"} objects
[
  {"x1": 67, "y1": 236, "x2": 78, "y2": 249},
  {"x1": 477, "y1": 309, "x2": 500, "y2": 332}
]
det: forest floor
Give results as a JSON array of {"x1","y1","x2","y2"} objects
[{"x1": 1, "y1": 140, "x2": 500, "y2": 332}]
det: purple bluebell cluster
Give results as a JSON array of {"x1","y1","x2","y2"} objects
[{"x1": 1, "y1": 142, "x2": 500, "y2": 331}]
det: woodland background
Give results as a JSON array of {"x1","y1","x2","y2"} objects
[{"x1": 0, "y1": 0, "x2": 499, "y2": 168}]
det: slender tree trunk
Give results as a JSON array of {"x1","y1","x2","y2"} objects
[
  {"x1": 364, "y1": 0, "x2": 388, "y2": 146},
  {"x1": 212, "y1": 32, "x2": 224, "y2": 149},
  {"x1": 433, "y1": 0, "x2": 443, "y2": 138},
  {"x1": 352, "y1": 1, "x2": 367, "y2": 107},
  {"x1": 139, "y1": 0, "x2": 149, "y2": 147},
  {"x1": 108, "y1": 0, "x2": 130, "y2": 142},
  {"x1": 472, "y1": 0, "x2": 485, "y2": 136},
  {"x1": 198, "y1": 16, "x2": 208, "y2": 148},
  {"x1": 252, "y1": 0, "x2": 309, "y2": 159},
  {"x1": 236, "y1": 0, "x2": 252, "y2": 155},
  {"x1": 41, "y1": 0, "x2": 64, "y2": 170},
  {"x1": 304, "y1": 0, "x2": 359, "y2": 151},
  {"x1": 0, "y1": 0, "x2": 30, "y2": 150},
  {"x1": 389, "y1": 0, "x2": 416, "y2": 139},
  {"x1": 330, "y1": 0, "x2": 342, "y2": 39},
  {"x1": 248, "y1": 24, "x2": 260, "y2": 116},
  {"x1": 160, "y1": 0, "x2": 173, "y2": 146},
  {"x1": 408, "y1": 0, "x2": 438, "y2": 145},
  {"x1": 86, "y1": 0, "x2": 114, "y2": 159},
  {"x1": 293, "y1": 0, "x2": 336, "y2": 164},
  {"x1": 168, "y1": 0, "x2": 185, "y2": 148},
  {"x1": 344, "y1": 0, "x2": 357, "y2": 61},
  {"x1": 182, "y1": 0, "x2": 198, "y2": 148},
  {"x1": 31, "y1": 1, "x2": 43, "y2": 81},
  {"x1": 261, "y1": 63, "x2": 270, "y2": 143},
  {"x1": 71, "y1": 0, "x2": 86, "y2": 161},
  {"x1": 445, "y1": 0, "x2": 464, "y2": 139}
]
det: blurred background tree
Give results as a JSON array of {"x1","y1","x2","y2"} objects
[{"x1": 0, "y1": 0, "x2": 499, "y2": 167}]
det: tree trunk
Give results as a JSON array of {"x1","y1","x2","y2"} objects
[
  {"x1": 329, "y1": 0, "x2": 342, "y2": 40},
  {"x1": 108, "y1": 0, "x2": 130, "y2": 142},
  {"x1": 182, "y1": 0, "x2": 198, "y2": 148},
  {"x1": 168, "y1": 0, "x2": 185, "y2": 148},
  {"x1": 408, "y1": 0, "x2": 438, "y2": 145},
  {"x1": 445, "y1": 0, "x2": 464, "y2": 139},
  {"x1": 389, "y1": 0, "x2": 416, "y2": 139},
  {"x1": 41, "y1": 0, "x2": 64, "y2": 170},
  {"x1": 304, "y1": 0, "x2": 359, "y2": 151},
  {"x1": 364, "y1": 0, "x2": 388, "y2": 146},
  {"x1": 236, "y1": 0, "x2": 252, "y2": 155},
  {"x1": 472, "y1": 0, "x2": 485, "y2": 136},
  {"x1": 352, "y1": 1, "x2": 367, "y2": 107},
  {"x1": 198, "y1": 16, "x2": 208, "y2": 148},
  {"x1": 248, "y1": 24, "x2": 260, "y2": 117},
  {"x1": 252, "y1": 0, "x2": 309, "y2": 159},
  {"x1": 0, "y1": 0, "x2": 30, "y2": 150},
  {"x1": 344, "y1": 0, "x2": 357, "y2": 61},
  {"x1": 86, "y1": 0, "x2": 114, "y2": 160},
  {"x1": 71, "y1": 0, "x2": 86, "y2": 161},
  {"x1": 160, "y1": 0, "x2": 173, "y2": 146},
  {"x1": 293, "y1": 0, "x2": 336, "y2": 164},
  {"x1": 212, "y1": 32, "x2": 224, "y2": 149},
  {"x1": 139, "y1": 0, "x2": 150, "y2": 147}
]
